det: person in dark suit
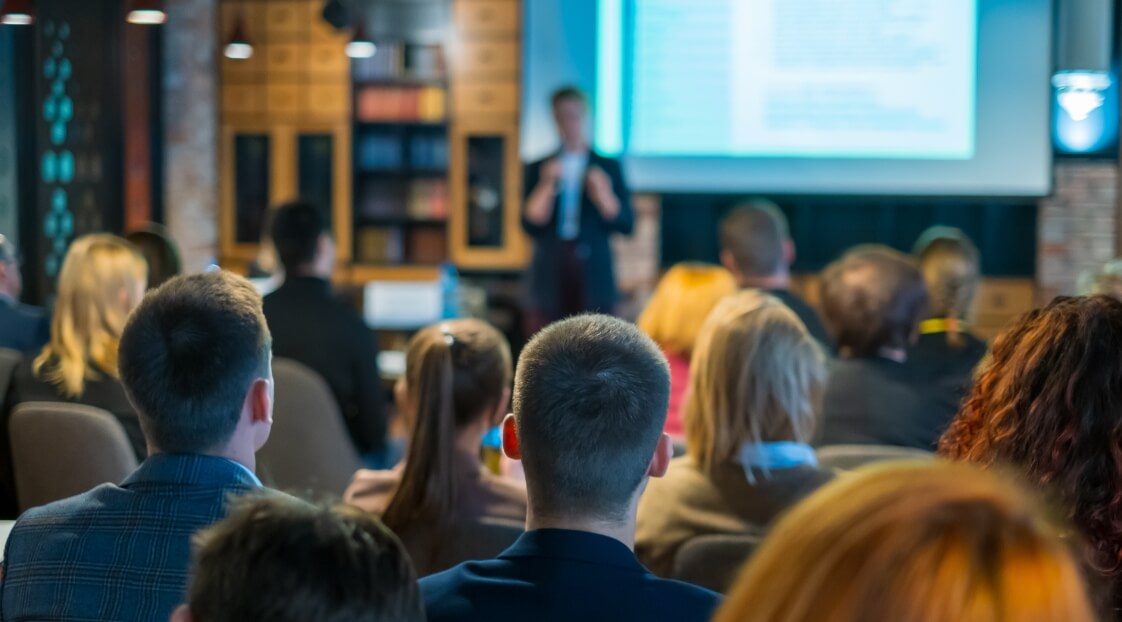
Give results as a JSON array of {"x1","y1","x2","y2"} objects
[
  {"x1": 637, "y1": 291, "x2": 832, "y2": 584},
  {"x1": 262, "y1": 201, "x2": 389, "y2": 466},
  {"x1": 816, "y1": 246, "x2": 950, "y2": 450},
  {"x1": 420, "y1": 315, "x2": 720, "y2": 622},
  {"x1": 0, "y1": 271, "x2": 276, "y2": 622},
  {"x1": 0, "y1": 235, "x2": 48, "y2": 354},
  {"x1": 907, "y1": 227, "x2": 988, "y2": 416},
  {"x1": 719, "y1": 201, "x2": 833, "y2": 350},
  {"x1": 522, "y1": 87, "x2": 634, "y2": 331}
]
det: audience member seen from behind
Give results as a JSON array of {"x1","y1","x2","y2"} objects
[
  {"x1": 637, "y1": 291, "x2": 830, "y2": 582},
  {"x1": 125, "y1": 225, "x2": 182, "y2": 290},
  {"x1": 172, "y1": 495, "x2": 424, "y2": 622},
  {"x1": 940, "y1": 295, "x2": 1122, "y2": 618},
  {"x1": 719, "y1": 201, "x2": 832, "y2": 349},
  {"x1": 0, "y1": 234, "x2": 48, "y2": 354},
  {"x1": 421, "y1": 315, "x2": 720, "y2": 622},
  {"x1": 714, "y1": 461, "x2": 1095, "y2": 622},
  {"x1": 1079, "y1": 258, "x2": 1122, "y2": 299},
  {"x1": 345, "y1": 319, "x2": 526, "y2": 576},
  {"x1": 816, "y1": 246, "x2": 944, "y2": 450},
  {"x1": 8, "y1": 234, "x2": 149, "y2": 460},
  {"x1": 262, "y1": 201, "x2": 389, "y2": 466},
  {"x1": 637, "y1": 263, "x2": 736, "y2": 439},
  {"x1": 908, "y1": 226, "x2": 987, "y2": 409},
  {"x1": 0, "y1": 271, "x2": 275, "y2": 622}
]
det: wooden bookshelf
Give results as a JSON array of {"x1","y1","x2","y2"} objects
[{"x1": 217, "y1": 0, "x2": 529, "y2": 283}]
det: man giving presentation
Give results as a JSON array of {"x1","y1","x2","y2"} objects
[{"x1": 522, "y1": 86, "x2": 634, "y2": 331}]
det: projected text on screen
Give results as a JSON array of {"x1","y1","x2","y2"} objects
[{"x1": 619, "y1": 0, "x2": 978, "y2": 159}]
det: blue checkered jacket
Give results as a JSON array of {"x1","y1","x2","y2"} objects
[{"x1": 0, "y1": 453, "x2": 262, "y2": 622}]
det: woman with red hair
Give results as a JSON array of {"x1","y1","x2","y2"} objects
[{"x1": 940, "y1": 295, "x2": 1122, "y2": 619}]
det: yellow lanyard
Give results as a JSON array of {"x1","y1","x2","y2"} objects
[{"x1": 919, "y1": 318, "x2": 965, "y2": 335}]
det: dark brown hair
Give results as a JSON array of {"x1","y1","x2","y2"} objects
[
  {"x1": 382, "y1": 320, "x2": 512, "y2": 549},
  {"x1": 940, "y1": 295, "x2": 1122, "y2": 615},
  {"x1": 913, "y1": 227, "x2": 980, "y2": 348},
  {"x1": 119, "y1": 271, "x2": 271, "y2": 453},
  {"x1": 551, "y1": 85, "x2": 587, "y2": 109},
  {"x1": 187, "y1": 495, "x2": 424, "y2": 622},
  {"x1": 513, "y1": 314, "x2": 670, "y2": 521},
  {"x1": 125, "y1": 225, "x2": 182, "y2": 290},
  {"x1": 719, "y1": 200, "x2": 789, "y2": 278},
  {"x1": 818, "y1": 245, "x2": 928, "y2": 358}
]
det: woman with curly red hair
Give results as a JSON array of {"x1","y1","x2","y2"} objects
[{"x1": 940, "y1": 295, "x2": 1122, "y2": 619}]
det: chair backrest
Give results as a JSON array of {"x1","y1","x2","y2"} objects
[
  {"x1": 9, "y1": 402, "x2": 139, "y2": 512},
  {"x1": 256, "y1": 358, "x2": 363, "y2": 498},
  {"x1": 0, "y1": 348, "x2": 23, "y2": 412},
  {"x1": 816, "y1": 444, "x2": 934, "y2": 473},
  {"x1": 671, "y1": 532, "x2": 763, "y2": 594}
]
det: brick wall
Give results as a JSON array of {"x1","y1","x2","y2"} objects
[
  {"x1": 164, "y1": 0, "x2": 219, "y2": 273},
  {"x1": 1037, "y1": 161, "x2": 1118, "y2": 302}
]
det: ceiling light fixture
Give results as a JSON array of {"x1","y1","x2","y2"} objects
[
  {"x1": 126, "y1": 0, "x2": 166, "y2": 25},
  {"x1": 0, "y1": 0, "x2": 34, "y2": 26}
]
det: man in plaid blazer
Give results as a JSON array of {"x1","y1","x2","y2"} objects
[{"x1": 0, "y1": 271, "x2": 276, "y2": 622}]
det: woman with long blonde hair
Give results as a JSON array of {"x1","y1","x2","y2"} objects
[
  {"x1": 9, "y1": 234, "x2": 148, "y2": 459},
  {"x1": 637, "y1": 262, "x2": 736, "y2": 438},
  {"x1": 636, "y1": 290, "x2": 828, "y2": 582},
  {"x1": 715, "y1": 461, "x2": 1095, "y2": 622}
]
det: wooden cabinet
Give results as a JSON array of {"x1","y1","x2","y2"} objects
[{"x1": 219, "y1": 124, "x2": 351, "y2": 264}]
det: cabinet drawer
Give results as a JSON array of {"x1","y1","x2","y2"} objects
[
  {"x1": 265, "y1": 44, "x2": 305, "y2": 79},
  {"x1": 453, "y1": 40, "x2": 518, "y2": 78},
  {"x1": 264, "y1": 1, "x2": 304, "y2": 38},
  {"x1": 975, "y1": 279, "x2": 1035, "y2": 316},
  {"x1": 454, "y1": 0, "x2": 519, "y2": 35},
  {"x1": 306, "y1": 84, "x2": 350, "y2": 117},
  {"x1": 453, "y1": 83, "x2": 518, "y2": 117},
  {"x1": 265, "y1": 84, "x2": 302, "y2": 116},
  {"x1": 222, "y1": 85, "x2": 264, "y2": 115},
  {"x1": 308, "y1": 43, "x2": 349, "y2": 79}
]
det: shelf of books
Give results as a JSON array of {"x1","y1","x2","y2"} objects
[{"x1": 351, "y1": 43, "x2": 450, "y2": 269}]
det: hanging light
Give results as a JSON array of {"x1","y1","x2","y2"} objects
[
  {"x1": 0, "y1": 0, "x2": 34, "y2": 26},
  {"x1": 345, "y1": 17, "x2": 376, "y2": 59},
  {"x1": 223, "y1": 10, "x2": 253, "y2": 60},
  {"x1": 126, "y1": 0, "x2": 166, "y2": 25}
]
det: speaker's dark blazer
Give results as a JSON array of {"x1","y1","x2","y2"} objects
[{"x1": 522, "y1": 151, "x2": 634, "y2": 314}]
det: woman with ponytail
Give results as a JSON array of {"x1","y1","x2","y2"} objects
[
  {"x1": 344, "y1": 319, "x2": 526, "y2": 575},
  {"x1": 907, "y1": 227, "x2": 988, "y2": 417}
]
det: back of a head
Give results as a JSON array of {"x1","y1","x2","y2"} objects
[
  {"x1": 383, "y1": 319, "x2": 512, "y2": 536},
  {"x1": 637, "y1": 263, "x2": 737, "y2": 357},
  {"x1": 270, "y1": 201, "x2": 325, "y2": 274},
  {"x1": 118, "y1": 271, "x2": 271, "y2": 454},
  {"x1": 513, "y1": 314, "x2": 670, "y2": 521},
  {"x1": 35, "y1": 234, "x2": 148, "y2": 397},
  {"x1": 125, "y1": 226, "x2": 183, "y2": 290},
  {"x1": 715, "y1": 461, "x2": 1095, "y2": 622},
  {"x1": 719, "y1": 200, "x2": 789, "y2": 279},
  {"x1": 818, "y1": 245, "x2": 928, "y2": 358},
  {"x1": 185, "y1": 495, "x2": 424, "y2": 622},
  {"x1": 1079, "y1": 258, "x2": 1122, "y2": 300},
  {"x1": 913, "y1": 227, "x2": 980, "y2": 322},
  {"x1": 941, "y1": 295, "x2": 1122, "y2": 598},
  {"x1": 684, "y1": 291, "x2": 826, "y2": 474}
]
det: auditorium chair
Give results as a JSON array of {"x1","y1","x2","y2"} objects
[
  {"x1": 9, "y1": 402, "x2": 139, "y2": 512},
  {"x1": 256, "y1": 358, "x2": 363, "y2": 498},
  {"x1": 0, "y1": 348, "x2": 22, "y2": 413},
  {"x1": 816, "y1": 444, "x2": 934, "y2": 473},
  {"x1": 671, "y1": 532, "x2": 763, "y2": 593}
]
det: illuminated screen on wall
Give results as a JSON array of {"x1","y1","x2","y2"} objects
[{"x1": 522, "y1": 0, "x2": 1053, "y2": 196}]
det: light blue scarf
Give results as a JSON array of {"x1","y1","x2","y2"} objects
[{"x1": 737, "y1": 441, "x2": 818, "y2": 483}]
